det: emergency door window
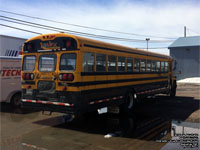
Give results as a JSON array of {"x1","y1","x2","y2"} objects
[
  {"x1": 23, "y1": 56, "x2": 36, "y2": 71},
  {"x1": 39, "y1": 54, "x2": 57, "y2": 72}
]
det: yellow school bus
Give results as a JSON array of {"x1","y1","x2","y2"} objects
[{"x1": 21, "y1": 33, "x2": 176, "y2": 114}]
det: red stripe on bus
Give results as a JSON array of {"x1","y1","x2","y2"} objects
[
  {"x1": 26, "y1": 100, "x2": 33, "y2": 103},
  {"x1": 46, "y1": 102, "x2": 53, "y2": 105},
  {"x1": 58, "y1": 103, "x2": 65, "y2": 106}
]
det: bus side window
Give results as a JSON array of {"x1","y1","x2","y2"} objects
[
  {"x1": 108, "y1": 55, "x2": 116, "y2": 72},
  {"x1": 147, "y1": 60, "x2": 151, "y2": 72},
  {"x1": 165, "y1": 62, "x2": 169, "y2": 72},
  {"x1": 161, "y1": 61, "x2": 165, "y2": 72},
  {"x1": 60, "y1": 53, "x2": 76, "y2": 71},
  {"x1": 118, "y1": 56, "x2": 125, "y2": 72},
  {"x1": 134, "y1": 58, "x2": 140, "y2": 72},
  {"x1": 96, "y1": 54, "x2": 106, "y2": 72},
  {"x1": 140, "y1": 59, "x2": 146, "y2": 72},
  {"x1": 156, "y1": 61, "x2": 161, "y2": 72},
  {"x1": 152, "y1": 60, "x2": 156, "y2": 72},
  {"x1": 127, "y1": 57, "x2": 133, "y2": 72},
  {"x1": 83, "y1": 52, "x2": 94, "y2": 72}
]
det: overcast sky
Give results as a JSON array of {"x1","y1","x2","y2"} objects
[{"x1": 0, "y1": 0, "x2": 200, "y2": 55}]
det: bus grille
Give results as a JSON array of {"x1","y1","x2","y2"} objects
[{"x1": 38, "y1": 81, "x2": 56, "y2": 94}]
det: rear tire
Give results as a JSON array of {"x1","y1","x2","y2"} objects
[{"x1": 120, "y1": 91, "x2": 137, "y2": 115}]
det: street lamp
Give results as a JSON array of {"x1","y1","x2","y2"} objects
[{"x1": 146, "y1": 38, "x2": 150, "y2": 51}]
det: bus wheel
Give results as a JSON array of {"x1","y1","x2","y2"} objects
[
  {"x1": 121, "y1": 92, "x2": 136, "y2": 115},
  {"x1": 11, "y1": 93, "x2": 22, "y2": 107},
  {"x1": 170, "y1": 81, "x2": 177, "y2": 98}
]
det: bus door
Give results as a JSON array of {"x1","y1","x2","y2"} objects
[{"x1": 36, "y1": 54, "x2": 58, "y2": 101}]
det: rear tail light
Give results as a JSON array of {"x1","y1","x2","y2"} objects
[
  {"x1": 22, "y1": 73, "x2": 34, "y2": 80},
  {"x1": 59, "y1": 73, "x2": 74, "y2": 81},
  {"x1": 19, "y1": 51, "x2": 23, "y2": 55},
  {"x1": 26, "y1": 73, "x2": 31, "y2": 80},
  {"x1": 67, "y1": 73, "x2": 74, "y2": 81}
]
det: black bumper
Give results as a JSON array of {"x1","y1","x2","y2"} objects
[{"x1": 22, "y1": 101, "x2": 78, "y2": 114}]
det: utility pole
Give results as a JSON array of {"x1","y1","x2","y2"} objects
[
  {"x1": 146, "y1": 38, "x2": 150, "y2": 51},
  {"x1": 184, "y1": 26, "x2": 186, "y2": 37}
]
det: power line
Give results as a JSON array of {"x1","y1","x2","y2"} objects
[
  {"x1": 0, "y1": 23, "x2": 169, "y2": 50},
  {"x1": 0, "y1": 15, "x2": 174, "y2": 43},
  {"x1": 0, "y1": 9, "x2": 177, "y2": 40},
  {"x1": 187, "y1": 28, "x2": 200, "y2": 35},
  {"x1": 0, "y1": 23, "x2": 41, "y2": 34}
]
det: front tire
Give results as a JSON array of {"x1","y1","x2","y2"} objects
[{"x1": 170, "y1": 81, "x2": 177, "y2": 98}]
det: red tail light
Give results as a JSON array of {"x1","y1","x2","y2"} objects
[
  {"x1": 19, "y1": 51, "x2": 23, "y2": 55},
  {"x1": 22, "y1": 73, "x2": 34, "y2": 80},
  {"x1": 59, "y1": 73, "x2": 74, "y2": 81},
  {"x1": 67, "y1": 73, "x2": 74, "y2": 81},
  {"x1": 62, "y1": 74, "x2": 68, "y2": 80},
  {"x1": 26, "y1": 73, "x2": 31, "y2": 80}
]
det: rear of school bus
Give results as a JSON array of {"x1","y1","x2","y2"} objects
[{"x1": 21, "y1": 33, "x2": 83, "y2": 114}]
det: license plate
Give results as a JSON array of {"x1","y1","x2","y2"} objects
[{"x1": 26, "y1": 89, "x2": 33, "y2": 94}]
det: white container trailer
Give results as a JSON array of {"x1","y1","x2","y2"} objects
[{"x1": 0, "y1": 35, "x2": 26, "y2": 107}]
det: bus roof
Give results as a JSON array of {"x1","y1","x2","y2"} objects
[{"x1": 25, "y1": 33, "x2": 171, "y2": 59}]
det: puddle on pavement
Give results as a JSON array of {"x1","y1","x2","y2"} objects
[
  {"x1": 19, "y1": 114, "x2": 199, "y2": 150},
  {"x1": 1, "y1": 103, "x2": 199, "y2": 150}
]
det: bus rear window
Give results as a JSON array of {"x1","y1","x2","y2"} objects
[
  {"x1": 39, "y1": 54, "x2": 57, "y2": 72},
  {"x1": 60, "y1": 53, "x2": 76, "y2": 71},
  {"x1": 23, "y1": 56, "x2": 36, "y2": 71}
]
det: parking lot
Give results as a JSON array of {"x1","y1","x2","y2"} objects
[{"x1": 0, "y1": 84, "x2": 199, "y2": 150}]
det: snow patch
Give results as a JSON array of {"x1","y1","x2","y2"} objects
[{"x1": 177, "y1": 77, "x2": 200, "y2": 84}]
